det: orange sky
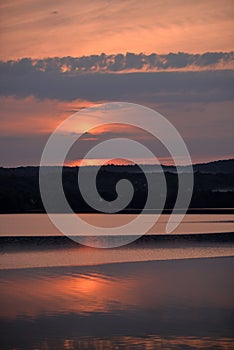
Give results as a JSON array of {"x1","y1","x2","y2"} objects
[
  {"x1": 0, "y1": 0, "x2": 233, "y2": 60},
  {"x1": 0, "y1": 1, "x2": 233, "y2": 166},
  {"x1": 1, "y1": 95, "x2": 233, "y2": 166}
]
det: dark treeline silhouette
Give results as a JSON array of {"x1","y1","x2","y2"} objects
[{"x1": 0, "y1": 160, "x2": 233, "y2": 213}]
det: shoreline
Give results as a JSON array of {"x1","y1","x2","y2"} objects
[
  {"x1": 1, "y1": 233, "x2": 233, "y2": 271},
  {"x1": 1, "y1": 252, "x2": 233, "y2": 272},
  {"x1": 0, "y1": 231, "x2": 234, "y2": 249}
]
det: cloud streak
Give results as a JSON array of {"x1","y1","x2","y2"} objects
[
  {"x1": 1, "y1": 52, "x2": 233, "y2": 74},
  {"x1": 1, "y1": 0, "x2": 233, "y2": 59}
]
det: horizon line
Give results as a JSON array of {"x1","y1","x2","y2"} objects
[{"x1": 1, "y1": 157, "x2": 233, "y2": 169}]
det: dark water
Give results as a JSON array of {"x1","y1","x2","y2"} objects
[
  {"x1": 0, "y1": 213, "x2": 234, "y2": 349},
  {"x1": 0, "y1": 257, "x2": 234, "y2": 350}
]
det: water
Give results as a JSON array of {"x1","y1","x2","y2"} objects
[
  {"x1": 0, "y1": 258, "x2": 233, "y2": 349},
  {"x1": 0, "y1": 214, "x2": 234, "y2": 349},
  {"x1": 1, "y1": 213, "x2": 234, "y2": 236}
]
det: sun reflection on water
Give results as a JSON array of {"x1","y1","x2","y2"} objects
[{"x1": 0, "y1": 258, "x2": 233, "y2": 350}]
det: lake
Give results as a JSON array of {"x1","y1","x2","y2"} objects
[
  {"x1": 0, "y1": 214, "x2": 233, "y2": 349},
  {"x1": 1, "y1": 213, "x2": 234, "y2": 237}
]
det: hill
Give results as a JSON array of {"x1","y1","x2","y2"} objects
[{"x1": 0, "y1": 159, "x2": 233, "y2": 213}]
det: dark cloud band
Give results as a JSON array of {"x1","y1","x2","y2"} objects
[
  {"x1": 1, "y1": 52, "x2": 233, "y2": 74},
  {"x1": 0, "y1": 67, "x2": 233, "y2": 103}
]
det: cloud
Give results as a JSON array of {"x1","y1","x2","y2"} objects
[
  {"x1": 0, "y1": 53, "x2": 233, "y2": 166},
  {"x1": 1, "y1": 52, "x2": 233, "y2": 74},
  {"x1": 0, "y1": 71, "x2": 231, "y2": 103},
  {"x1": 0, "y1": 96, "x2": 233, "y2": 166},
  {"x1": 79, "y1": 124, "x2": 155, "y2": 142},
  {"x1": 0, "y1": 54, "x2": 233, "y2": 103}
]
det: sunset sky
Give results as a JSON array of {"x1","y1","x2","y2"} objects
[{"x1": 0, "y1": 0, "x2": 233, "y2": 166}]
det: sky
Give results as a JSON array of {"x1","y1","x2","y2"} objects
[{"x1": 0, "y1": 0, "x2": 233, "y2": 166}]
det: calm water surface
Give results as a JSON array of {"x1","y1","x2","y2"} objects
[
  {"x1": 0, "y1": 214, "x2": 233, "y2": 349},
  {"x1": 0, "y1": 258, "x2": 233, "y2": 349},
  {"x1": 0, "y1": 213, "x2": 234, "y2": 236}
]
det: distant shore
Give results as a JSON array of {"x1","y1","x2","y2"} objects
[{"x1": 1, "y1": 208, "x2": 234, "y2": 214}]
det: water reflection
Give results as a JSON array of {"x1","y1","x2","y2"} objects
[
  {"x1": 1, "y1": 213, "x2": 234, "y2": 237},
  {"x1": 1, "y1": 235, "x2": 234, "y2": 270},
  {"x1": 0, "y1": 271, "x2": 135, "y2": 318},
  {"x1": 0, "y1": 258, "x2": 233, "y2": 349},
  {"x1": 70, "y1": 336, "x2": 234, "y2": 350}
]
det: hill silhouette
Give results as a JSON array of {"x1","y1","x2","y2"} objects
[{"x1": 0, "y1": 159, "x2": 233, "y2": 213}]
